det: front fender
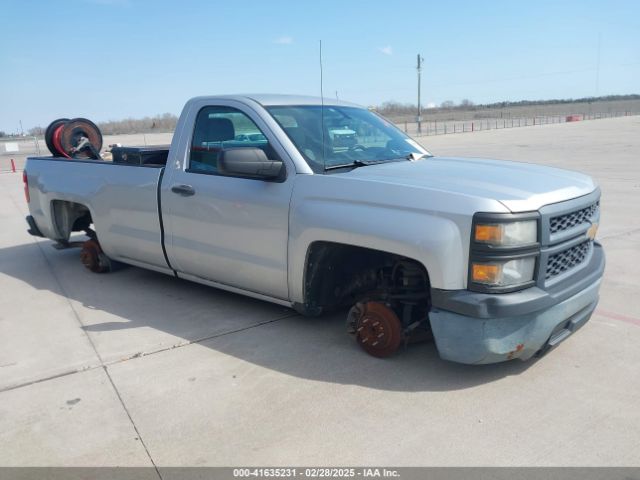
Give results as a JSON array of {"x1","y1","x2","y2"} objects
[{"x1": 288, "y1": 195, "x2": 467, "y2": 304}]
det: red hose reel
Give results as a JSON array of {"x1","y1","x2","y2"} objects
[{"x1": 45, "y1": 118, "x2": 103, "y2": 159}]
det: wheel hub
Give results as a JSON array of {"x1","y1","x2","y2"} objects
[
  {"x1": 80, "y1": 239, "x2": 108, "y2": 273},
  {"x1": 350, "y1": 302, "x2": 403, "y2": 358}
]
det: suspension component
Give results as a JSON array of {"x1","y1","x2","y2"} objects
[{"x1": 346, "y1": 259, "x2": 432, "y2": 357}]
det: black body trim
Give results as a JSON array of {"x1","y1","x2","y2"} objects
[
  {"x1": 156, "y1": 167, "x2": 177, "y2": 277},
  {"x1": 432, "y1": 242, "x2": 604, "y2": 319},
  {"x1": 185, "y1": 166, "x2": 287, "y2": 183},
  {"x1": 25, "y1": 215, "x2": 44, "y2": 237}
]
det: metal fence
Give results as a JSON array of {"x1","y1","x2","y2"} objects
[
  {"x1": 0, "y1": 136, "x2": 42, "y2": 173},
  {"x1": 400, "y1": 111, "x2": 637, "y2": 137}
]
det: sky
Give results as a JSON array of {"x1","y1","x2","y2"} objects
[{"x1": 0, "y1": 0, "x2": 638, "y2": 133}]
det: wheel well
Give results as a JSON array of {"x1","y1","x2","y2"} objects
[
  {"x1": 302, "y1": 241, "x2": 431, "y2": 316},
  {"x1": 51, "y1": 200, "x2": 93, "y2": 241}
]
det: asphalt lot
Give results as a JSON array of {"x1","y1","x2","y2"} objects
[{"x1": 0, "y1": 116, "x2": 639, "y2": 468}]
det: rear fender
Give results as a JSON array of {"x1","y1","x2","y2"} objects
[{"x1": 51, "y1": 200, "x2": 92, "y2": 241}]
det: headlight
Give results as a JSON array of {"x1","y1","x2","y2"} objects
[
  {"x1": 474, "y1": 220, "x2": 537, "y2": 246},
  {"x1": 469, "y1": 213, "x2": 540, "y2": 292},
  {"x1": 471, "y1": 257, "x2": 536, "y2": 286}
]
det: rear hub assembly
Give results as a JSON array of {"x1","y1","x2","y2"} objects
[
  {"x1": 80, "y1": 239, "x2": 108, "y2": 273},
  {"x1": 350, "y1": 302, "x2": 403, "y2": 358}
]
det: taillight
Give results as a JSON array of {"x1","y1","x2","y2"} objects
[{"x1": 23, "y1": 171, "x2": 30, "y2": 203}]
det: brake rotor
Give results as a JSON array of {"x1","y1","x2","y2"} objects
[
  {"x1": 59, "y1": 118, "x2": 103, "y2": 159},
  {"x1": 80, "y1": 239, "x2": 109, "y2": 273},
  {"x1": 351, "y1": 302, "x2": 403, "y2": 358},
  {"x1": 45, "y1": 118, "x2": 70, "y2": 157}
]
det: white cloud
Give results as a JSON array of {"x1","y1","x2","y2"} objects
[
  {"x1": 274, "y1": 36, "x2": 294, "y2": 45},
  {"x1": 379, "y1": 45, "x2": 393, "y2": 55}
]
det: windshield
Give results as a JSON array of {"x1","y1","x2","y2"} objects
[{"x1": 266, "y1": 105, "x2": 431, "y2": 173}]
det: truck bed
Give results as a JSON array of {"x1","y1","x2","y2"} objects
[{"x1": 25, "y1": 156, "x2": 170, "y2": 273}]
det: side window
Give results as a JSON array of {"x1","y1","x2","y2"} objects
[{"x1": 189, "y1": 106, "x2": 278, "y2": 174}]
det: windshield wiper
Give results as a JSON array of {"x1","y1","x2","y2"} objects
[
  {"x1": 324, "y1": 159, "x2": 372, "y2": 171},
  {"x1": 406, "y1": 152, "x2": 431, "y2": 161},
  {"x1": 324, "y1": 153, "x2": 431, "y2": 171}
]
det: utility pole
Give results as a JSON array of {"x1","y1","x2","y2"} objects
[
  {"x1": 19, "y1": 120, "x2": 24, "y2": 136},
  {"x1": 417, "y1": 54, "x2": 424, "y2": 134},
  {"x1": 595, "y1": 33, "x2": 601, "y2": 96}
]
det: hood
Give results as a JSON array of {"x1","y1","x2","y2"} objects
[{"x1": 342, "y1": 156, "x2": 597, "y2": 212}]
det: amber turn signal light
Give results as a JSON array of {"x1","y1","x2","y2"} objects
[
  {"x1": 474, "y1": 224, "x2": 502, "y2": 244},
  {"x1": 472, "y1": 263, "x2": 501, "y2": 284}
]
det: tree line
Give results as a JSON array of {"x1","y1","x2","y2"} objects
[
  {"x1": 2, "y1": 94, "x2": 637, "y2": 138},
  {"x1": 375, "y1": 94, "x2": 640, "y2": 118},
  {"x1": 10, "y1": 113, "x2": 179, "y2": 137}
]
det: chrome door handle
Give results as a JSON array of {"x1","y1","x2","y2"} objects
[{"x1": 171, "y1": 184, "x2": 196, "y2": 196}]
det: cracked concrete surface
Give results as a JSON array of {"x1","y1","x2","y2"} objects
[{"x1": 0, "y1": 116, "x2": 639, "y2": 468}]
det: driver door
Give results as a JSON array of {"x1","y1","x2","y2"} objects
[{"x1": 161, "y1": 103, "x2": 294, "y2": 300}]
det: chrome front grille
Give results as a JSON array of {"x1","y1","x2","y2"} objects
[
  {"x1": 545, "y1": 241, "x2": 591, "y2": 279},
  {"x1": 549, "y1": 202, "x2": 599, "y2": 234}
]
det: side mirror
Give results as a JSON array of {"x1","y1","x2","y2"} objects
[{"x1": 218, "y1": 148, "x2": 284, "y2": 180}]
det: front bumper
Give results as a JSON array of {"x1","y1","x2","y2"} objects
[{"x1": 429, "y1": 243, "x2": 605, "y2": 364}]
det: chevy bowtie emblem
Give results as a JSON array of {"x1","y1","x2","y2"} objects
[{"x1": 587, "y1": 222, "x2": 599, "y2": 240}]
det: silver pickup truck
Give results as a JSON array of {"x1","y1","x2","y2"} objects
[{"x1": 23, "y1": 95, "x2": 605, "y2": 364}]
